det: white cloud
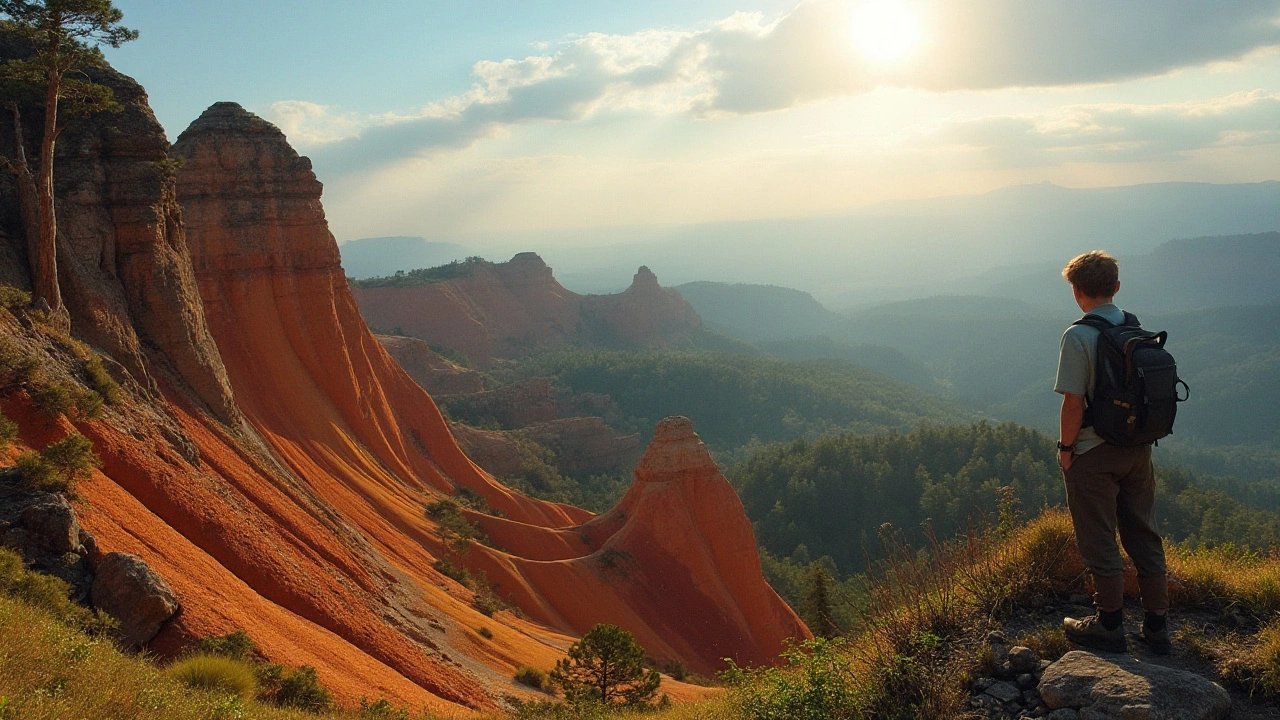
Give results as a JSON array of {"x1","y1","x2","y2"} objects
[
  {"x1": 269, "y1": 0, "x2": 1280, "y2": 172},
  {"x1": 919, "y1": 90, "x2": 1280, "y2": 166}
]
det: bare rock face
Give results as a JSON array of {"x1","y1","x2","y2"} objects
[
  {"x1": 19, "y1": 497, "x2": 80, "y2": 555},
  {"x1": 1039, "y1": 651, "x2": 1230, "y2": 720},
  {"x1": 579, "y1": 266, "x2": 703, "y2": 350},
  {"x1": 354, "y1": 257, "x2": 706, "y2": 366},
  {"x1": 440, "y1": 378, "x2": 561, "y2": 429},
  {"x1": 0, "y1": 30, "x2": 238, "y2": 425},
  {"x1": 92, "y1": 551, "x2": 181, "y2": 648}
]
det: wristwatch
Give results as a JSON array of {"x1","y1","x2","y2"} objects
[{"x1": 1056, "y1": 442, "x2": 1075, "y2": 452}]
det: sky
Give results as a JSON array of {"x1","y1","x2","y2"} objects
[{"x1": 104, "y1": 1, "x2": 1280, "y2": 245}]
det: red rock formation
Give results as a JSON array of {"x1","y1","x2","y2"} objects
[
  {"x1": 2, "y1": 88, "x2": 806, "y2": 712},
  {"x1": 352, "y1": 252, "x2": 582, "y2": 367},
  {"x1": 377, "y1": 334, "x2": 485, "y2": 396},
  {"x1": 352, "y1": 257, "x2": 706, "y2": 366},
  {"x1": 441, "y1": 377, "x2": 561, "y2": 429},
  {"x1": 579, "y1": 266, "x2": 704, "y2": 349},
  {"x1": 468, "y1": 417, "x2": 810, "y2": 676}
]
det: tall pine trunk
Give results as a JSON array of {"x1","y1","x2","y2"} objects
[{"x1": 31, "y1": 60, "x2": 65, "y2": 322}]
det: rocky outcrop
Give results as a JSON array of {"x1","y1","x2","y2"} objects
[
  {"x1": 353, "y1": 257, "x2": 707, "y2": 366},
  {"x1": 579, "y1": 266, "x2": 704, "y2": 349},
  {"x1": 3, "y1": 83, "x2": 805, "y2": 712},
  {"x1": 468, "y1": 417, "x2": 810, "y2": 676},
  {"x1": 450, "y1": 423, "x2": 527, "y2": 478},
  {"x1": 1039, "y1": 651, "x2": 1230, "y2": 720},
  {"x1": 92, "y1": 551, "x2": 181, "y2": 648},
  {"x1": 0, "y1": 30, "x2": 238, "y2": 426},
  {"x1": 0, "y1": 487, "x2": 94, "y2": 603},
  {"x1": 376, "y1": 335, "x2": 485, "y2": 395},
  {"x1": 352, "y1": 252, "x2": 582, "y2": 366}
]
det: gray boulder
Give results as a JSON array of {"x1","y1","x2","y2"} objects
[
  {"x1": 19, "y1": 496, "x2": 80, "y2": 554},
  {"x1": 91, "y1": 552, "x2": 181, "y2": 648},
  {"x1": 1039, "y1": 651, "x2": 1230, "y2": 720}
]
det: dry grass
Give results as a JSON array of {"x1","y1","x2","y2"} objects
[{"x1": 1168, "y1": 544, "x2": 1280, "y2": 619}]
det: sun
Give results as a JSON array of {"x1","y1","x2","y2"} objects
[{"x1": 851, "y1": 0, "x2": 925, "y2": 66}]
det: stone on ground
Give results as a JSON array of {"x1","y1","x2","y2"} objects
[
  {"x1": 1039, "y1": 650, "x2": 1230, "y2": 720},
  {"x1": 91, "y1": 552, "x2": 181, "y2": 648}
]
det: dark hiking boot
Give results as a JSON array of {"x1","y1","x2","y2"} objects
[
  {"x1": 1063, "y1": 613, "x2": 1127, "y2": 653},
  {"x1": 1137, "y1": 623, "x2": 1172, "y2": 655}
]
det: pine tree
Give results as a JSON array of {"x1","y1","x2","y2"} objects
[
  {"x1": 800, "y1": 564, "x2": 839, "y2": 638},
  {"x1": 550, "y1": 623, "x2": 662, "y2": 706},
  {"x1": 0, "y1": 0, "x2": 137, "y2": 327}
]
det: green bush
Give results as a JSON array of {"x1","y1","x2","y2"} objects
[
  {"x1": 0, "y1": 337, "x2": 38, "y2": 385},
  {"x1": 194, "y1": 629, "x2": 258, "y2": 661},
  {"x1": 515, "y1": 665, "x2": 550, "y2": 691},
  {"x1": 477, "y1": 626, "x2": 494, "y2": 640},
  {"x1": 721, "y1": 637, "x2": 861, "y2": 719},
  {"x1": 29, "y1": 379, "x2": 74, "y2": 417},
  {"x1": 168, "y1": 654, "x2": 258, "y2": 699},
  {"x1": 15, "y1": 451, "x2": 59, "y2": 492},
  {"x1": 0, "y1": 409, "x2": 16, "y2": 450},
  {"x1": 0, "y1": 547, "x2": 116, "y2": 634},
  {"x1": 18, "y1": 433, "x2": 101, "y2": 493},
  {"x1": 82, "y1": 355, "x2": 121, "y2": 406},
  {"x1": 276, "y1": 665, "x2": 333, "y2": 713},
  {"x1": 0, "y1": 285, "x2": 31, "y2": 310},
  {"x1": 551, "y1": 624, "x2": 661, "y2": 706},
  {"x1": 359, "y1": 697, "x2": 410, "y2": 719}
]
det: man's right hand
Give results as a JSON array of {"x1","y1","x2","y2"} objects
[{"x1": 1059, "y1": 449, "x2": 1074, "y2": 471}]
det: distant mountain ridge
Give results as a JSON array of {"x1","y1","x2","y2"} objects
[
  {"x1": 339, "y1": 236, "x2": 469, "y2": 279},
  {"x1": 351, "y1": 254, "x2": 747, "y2": 367},
  {"x1": 523, "y1": 180, "x2": 1280, "y2": 305}
]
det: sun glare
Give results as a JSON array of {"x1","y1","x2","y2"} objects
[{"x1": 852, "y1": 0, "x2": 925, "y2": 66}]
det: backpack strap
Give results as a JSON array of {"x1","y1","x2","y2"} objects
[{"x1": 1072, "y1": 311, "x2": 1140, "y2": 331}]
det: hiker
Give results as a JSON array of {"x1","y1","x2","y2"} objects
[{"x1": 1055, "y1": 250, "x2": 1171, "y2": 655}]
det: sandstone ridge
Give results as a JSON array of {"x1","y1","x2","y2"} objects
[
  {"x1": 0, "y1": 85, "x2": 808, "y2": 712},
  {"x1": 354, "y1": 253, "x2": 709, "y2": 367}
]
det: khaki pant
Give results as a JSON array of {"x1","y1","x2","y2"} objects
[{"x1": 1064, "y1": 443, "x2": 1169, "y2": 613}]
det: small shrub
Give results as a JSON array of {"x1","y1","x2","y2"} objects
[
  {"x1": 255, "y1": 661, "x2": 285, "y2": 699},
  {"x1": 1219, "y1": 617, "x2": 1280, "y2": 697},
  {"x1": 15, "y1": 451, "x2": 59, "y2": 492},
  {"x1": 515, "y1": 665, "x2": 550, "y2": 691},
  {"x1": 276, "y1": 664, "x2": 333, "y2": 713},
  {"x1": 433, "y1": 557, "x2": 473, "y2": 587},
  {"x1": 0, "y1": 285, "x2": 31, "y2": 310},
  {"x1": 425, "y1": 498, "x2": 489, "y2": 550},
  {"x1": 662, "y1": 660, "x2": 688, "y2": 682},
  {"x1": 359, "y1": 697, "x2": 410, "y2": 719},
  {"x1": 168, "y1": 654, "x2": 258, "y2": 699},
  {"x1": 19, "y1": 433, "x2": 101, "y2": 494},
  {"x1": 472, "y1": 574, "x2": 506, "y2": 617},
  {"x1": 0, "y1": 337, "x2": 38, "y2": 385},
  {"x1": 0, "y1": 410, "x2": 16, "y2": 450},
  {"x1": 82, "y1": 355, "x2": 121, "y2": 406},
  {"x1": 0, "y1": 548, "x2": 116, "y2": 634},
  {"x1": 194, "y1": 629, "x2": 258, "y2": 661},
  {"x1": 477, "y1": 626, "x2": 494, "y2": 640},
  {"x1": 29, "y1": 379, "x2": 74, "y2": 418},
  {"x1": 1016, "y1": 626, "x2": 1072, "y2": 663}
]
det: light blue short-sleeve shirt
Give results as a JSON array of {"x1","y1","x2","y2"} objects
[{"x1": 1055, "y1": 303, "x2": 1126, "y2": 455}]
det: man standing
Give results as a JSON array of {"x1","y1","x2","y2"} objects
[{"x1": 1055, "y1": 251, "x2": 1170, "y2": 654}]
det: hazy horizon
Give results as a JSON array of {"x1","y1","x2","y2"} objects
[{"x1": 106, "y1": 1, "x2": 1280, "y2": 245}]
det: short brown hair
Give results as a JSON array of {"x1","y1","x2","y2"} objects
[{"x1": 1063, "y1": 251, "x2": 1119, "y2": 299}]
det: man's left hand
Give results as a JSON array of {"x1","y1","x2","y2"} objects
[{"x1": 1059, "y1": 449, "x2": 1074, "y2": 471}]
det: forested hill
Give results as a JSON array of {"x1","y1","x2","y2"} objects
[
  {"x1": 498, "y1": 350, "x2": 974, "y2": 450},
  {"x1": 733, "y1": 423, "x2": 1280, "y2": 577}
]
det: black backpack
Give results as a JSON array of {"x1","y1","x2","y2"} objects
[{"x1": 1073, "y1": 312, "x2": 1190, "y2": 446}]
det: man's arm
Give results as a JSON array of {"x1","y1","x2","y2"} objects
[{"x1": 1059, "y1": 392, "x2": 1085, "y2": 470}]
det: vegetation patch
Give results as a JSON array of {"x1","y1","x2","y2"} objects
[
  {"x1": 15, "y1": 433, "x2": 102, "y2": 494},
  {"x1": 514, "y1": 665, "x2": 550, "y2": 692},
  {"x1": 167, "y1": 654, "x2": 258, "y2": 699},
  {"x1": 352, "y1": 257, "x2": 492, "y2": 289}
]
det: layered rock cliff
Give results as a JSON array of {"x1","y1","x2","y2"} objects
[
  {"x1": 1, "y1": 87, "x2": 807, "y2": 712},
  {"x1": 352, "y1": 254, "x2": 707, "y2": 367}
]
